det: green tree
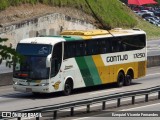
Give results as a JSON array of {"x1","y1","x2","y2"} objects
[{"x1": 0, "y1": 37, "x2": 22, "y2": 68}]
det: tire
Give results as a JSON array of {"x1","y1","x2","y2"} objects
[
  {"x1": 63, "y1": 80, "x2": 73, "y2": 96},
  {"x1": 32, "y1": 92, "x2": 40, "y2": 96},
  {"x1": 124, "y1": 75, "x2": 132, "y2": 86},
  {"x1": 117, "y1": 72, "x2": 125, "y2": 87}
]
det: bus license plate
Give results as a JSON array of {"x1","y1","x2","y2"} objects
[{"x1": 26, "y1": 88, "x2": 32, "y2": 92}]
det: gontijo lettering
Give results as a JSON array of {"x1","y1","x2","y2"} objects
[{"x1": 106, "y1": 54, "x2": 128, "y2": 63}]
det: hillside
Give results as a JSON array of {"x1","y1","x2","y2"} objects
[{"x1": 0, "y1": 0, "x2": 160, "y2": 39}]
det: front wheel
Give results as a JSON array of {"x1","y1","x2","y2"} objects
[{"x1": 63, "y1": 81, "x2": 73, "y2": 96}]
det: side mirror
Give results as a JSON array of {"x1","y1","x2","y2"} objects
[{"x1": 46, "y1": 54, "x2": 51, "y2": 67}]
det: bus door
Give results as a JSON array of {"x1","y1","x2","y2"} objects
[{"x1": 51, "y1": 43, "x2": 63, "y2": 89}]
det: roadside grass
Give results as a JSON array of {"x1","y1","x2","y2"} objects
[{"x1": 0, "y1": 0, "x2": 160, "y2": 39}]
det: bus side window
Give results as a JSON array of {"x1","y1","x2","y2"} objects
[
  {"x1": 111, "y1": 40, "x2": 117, "y2": 52},
  {"x1": 100, "y1": 40, "x2": 107, "y2": 54},
  {"x1": 117, "y1": 40, "x2": 124, "y2": 52},
  {"x1": 76, "y1": 41, "x2": 85, "y2": 57},
  {"x1": 111, "y1": 38, "x2": 123, "y2": 52},
  {"x1": 85, "y1": 40, "x2": 92, "y2": 55},
  {"x1": 64, "y1": 42, "x2": 76, "y2": 59}
]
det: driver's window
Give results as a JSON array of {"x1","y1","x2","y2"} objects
[{"x1": 51, "y1": 43, "x2": 62, "y2": 77}]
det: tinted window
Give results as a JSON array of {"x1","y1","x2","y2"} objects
[
  {"x1": 64, "y1": 42, "x2": 76, "y2": 59},
  {"x1": 51, "y1": 43, "x2": 62, "y2": 77},
  {"x1": 63, "y1": 34, "x2": 146, "y2": 59},
  {"x1": 16, "y1": 44, "x2": 52, "y2": 56},
  {"x1": 120, "y1": 35, "x2": 146, "y2": 51}
]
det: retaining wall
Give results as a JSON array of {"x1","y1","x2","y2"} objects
[{"x1": 0, "y1": 13, "x2": 96, "y2": 48}]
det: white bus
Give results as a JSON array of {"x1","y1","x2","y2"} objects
[{"x1": 13, "y1": 29, "x2": 147, "y2": 95}]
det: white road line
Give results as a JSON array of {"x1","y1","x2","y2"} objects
[
  {"x1": 120, "y1": 102, "x2": 160, "y2": 111},
  {"x1": 89, "y1": 88, "x2": 122, "y2": 95},
  {"x1": 72, "y1": 117, "x2": 90, "y2": 120},
  {"x1": 146, "y1": 73, "x2": 160, "y2": 77}
]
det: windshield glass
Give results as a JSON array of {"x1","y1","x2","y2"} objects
[
  {"x1": 16, "y1": 44, "x2": 52, "y2": 56},
  {"x1": 13, "y1": 44, "x2": 52, "y2": 80},
  {"x1": 13, "y1": 56, "x2": 50, "y2": 80}
]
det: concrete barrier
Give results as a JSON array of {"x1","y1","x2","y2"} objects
[
  {"x1": 0, "y1": 72, "x2": 13, "y2": 86},
  {"x1": 147, "y1": 55, "x2": 160, "y2": 67},
  {"x1": 0, "y1": 55, "x2": 160, "y2": 86}
]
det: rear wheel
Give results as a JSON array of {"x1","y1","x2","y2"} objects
[
  {"x1": 117, "y1": 72, "x2": 125, "y2": 87},
  {"x1": 63, "y1": 80, "x2": 73, "y2": 96},
  {"x1": 124, "y1": 75, "x2": 132, "y2": 86}
]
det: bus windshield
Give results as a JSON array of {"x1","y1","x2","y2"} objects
[
  {"x1": 16, "y1": 43, "x2": 52, "y2": 56},
  {"x1": 13, "y1": 44, "x2": 52, "y2": 80}
]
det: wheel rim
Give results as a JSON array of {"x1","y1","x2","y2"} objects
[
  {"x1": 125, "y1": 75, "x2": 131, "y2": 85},
  {"x1": 65, "y1": 83, "x2": 71, "y2": 95},
  {"x1": 118, "y1": 73, "x2": 124, "y2": 87}
]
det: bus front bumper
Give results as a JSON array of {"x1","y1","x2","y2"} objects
[{"x1": 13, "y1": 84, "x2": 50, "y2": 93}]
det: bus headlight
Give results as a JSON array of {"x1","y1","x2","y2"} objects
[
  {"x1": 13, "y1": 81, "x2": 18, "y2": 85},
  {"x1": 40, "y1": 83, "x2": 49, "y2": 86}
]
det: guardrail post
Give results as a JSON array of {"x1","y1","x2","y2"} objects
[
  {"x1": 36, "y1": 117, "x2": 40, "y2": 120},
  {"x1": 17, "y1": 117, "x2": 21, "y2": 120},
  {"x1": 158, "y1": 91, "x2": 160, "y2": 99},
  {"x1": 71, "y1": 107, "x2": 74, "y2": 116},
  {"x1": 132, "y1": 96, "x2": 135, "y2": 104},
  {"x1": 53, "y1": 111, "x2": 57, "y2": 119},
  {"x1": 87, "y1": 104, "x2": 90, "y2": 113},
  {"x1": 102, "y1": 101, "x2": 106, "y2": 110},
  {"x1": 117, "y1": 98, "x2": 121, "y2": 107},
  {"x1": 145, "y1": 94, "x2": 149, "y2": 102}
]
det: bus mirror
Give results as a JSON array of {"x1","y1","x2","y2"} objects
[{"x1": 46, "y1": 54, "x2": 51, "y2": 67}]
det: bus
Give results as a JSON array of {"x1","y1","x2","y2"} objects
[{"x1": 13, "y1": 29, "x2": 147, "y2": 95}]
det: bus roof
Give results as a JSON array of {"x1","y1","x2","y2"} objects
[
  {"x1": 18, "y1": 36, "x2": 65, "y2": 45},
  {"x1": 60, "y1": 28, "x2": 146, "y2": 37},
  {"x1": 18, "y1": 29, "x2": 146, "y2": 45}
]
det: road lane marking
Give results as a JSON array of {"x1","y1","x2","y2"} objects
[
  {"x1": 146, "y1": 73, "x2": 160, "y2": 77},
  {"x1": 89, "y1": 88, "x2": 123, "y2": 95},
  {"x1": 72, "y1": 117, "x2": 90, "y2": 120},
  {"x1": 120, "y1": 102, "x2": 160, "y2": 111}
]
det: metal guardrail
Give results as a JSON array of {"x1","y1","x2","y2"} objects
[{"x1": 1, "y1": 85, "x2": 160, "y2": 119}]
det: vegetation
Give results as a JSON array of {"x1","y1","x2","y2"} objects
[
  {"x1": 0, "y1": 0, "x2": 160, "y2": 39},
  {"x1": 0, "y1": 38, "x2": 22, "y2": 67}
]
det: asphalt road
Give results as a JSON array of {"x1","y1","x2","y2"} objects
[{"x1": 0, "y1": 67, "x2": 160, "y2": 112}]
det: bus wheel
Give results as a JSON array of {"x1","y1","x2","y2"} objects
[
  {"x1": 124, "y1": 75, "x2": 132, "y2": 86},
  {"x1": 63, "y1": 80, "x2": 73, "y2": 96},
  {"x1": 32, "y1": 92, "x2": 40, "y2": 96},
  {"x1": 117, "y1": 72, "x2": 125, "y2": 87}
]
